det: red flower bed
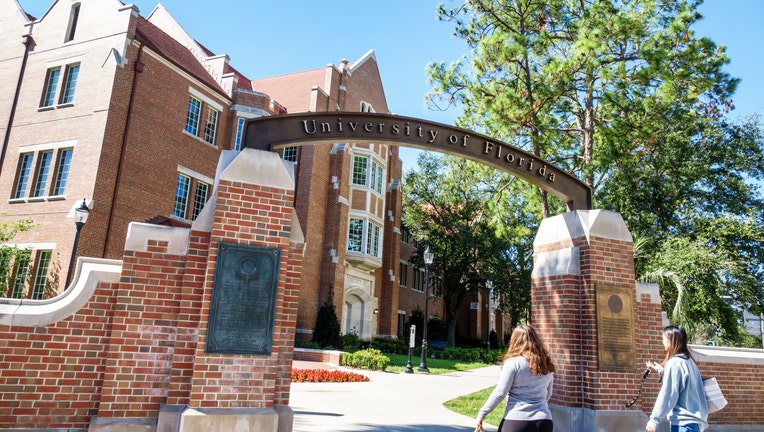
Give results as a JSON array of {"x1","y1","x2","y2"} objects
[{"x1": 291, "y1": 368, "x2": 370, "y2": 383}]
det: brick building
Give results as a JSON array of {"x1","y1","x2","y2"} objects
[{"x1": 0, "y1": 0, "x2": 462, "y2": 343}]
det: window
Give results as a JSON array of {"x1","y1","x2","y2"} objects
[
  {"x1": 52, "y1": 148, "x2": 73, "y2": 196},
  {"x1": 347, "y1": 217, "x2": 382, "y2": 258},
  {"x1": 352, "y1": 156, "x2": 367, "y2": 185},
  {"x1": 397, "y1": 312, "x2": 406, "y2": 338},
  {"x1": 173, "y1": 172, "x2": 210, "y2": 221},
  {"x1": 41, "y1": 69, "x2": 61, "y2": 107},
  {"x1": 351, "y1": 155, "x2": 384, "y2": 194},
  {"x1": 31, "y1": 251, "x2": 52, "y2": 300},
  {"x1": 173, "y1": 174, "x2": 190, "y2": 219},
  {"x1": 65, "y1": 3, "x2": 80, "y2": 42},
  {"x1": 13, "y1": 153, "x2": 34, "y2": 199},
  {"x1": 234, "y1": 117, "x2": 245, "y2": 150},
  {"x1": 185, "y1": 96, "x2": 201, "y2": 136},
  {"x1": 401, "y1": 227, "x2": 410, "y2": 244},
  {"x1": 9, "y1": 251, "x2": 31, "y2": 299},
  {"x1": 282, "y1": 146, "x2": 297, "y2": 162},
  {"x1": 191, "y1": 182, "x2": 209, "y2": 220},
  {"x1": 203, "y1": 106, "x2": 219, "y2": 145},
  {"x1": 370, "y1": 160, "x2": 384, "y2": 194},
  {"x1": 60, "y1": 64, "x2": 80, "y2": 104},
  {"x1": 347, "y1": 218, "x2": 364, "y2": 252},
  {"x1": 366, "y1": 223, "x2": 381, "y2": 258},
  {"x1": 31, "y1": 151, "x2": 53, "y2": 198},
  {"x1": 1, "y1": 249, "x2": 52, "y2": 300},
  {"x1": 12, "y1": 147, "x2": 74, "y2": 200},
  {"x1": 184, "y1": 89, "x2": 222, "y2": 146},
  {"x1": 399, "y1": 261, "x2": 408, "y2": 286},
  {"x1": 40, "y1": 63, "x2": 80, "y2": 108}
]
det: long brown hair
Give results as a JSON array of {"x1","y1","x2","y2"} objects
[
  {"x1": 503, "y1": 324, "x2": 556, "y2": 375},
  {"x1": 662, "y1": 325, "x2": 694, "y2": 365}
]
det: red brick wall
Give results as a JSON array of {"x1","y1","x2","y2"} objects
[
  {"x1": 0, "y1": 278, "x2": 118, "y2": 429},
  {"x1": 0, "y1": 156, "x2": 303, "y2": 427}
]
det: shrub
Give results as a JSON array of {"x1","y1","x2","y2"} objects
[
  {"x1": 291, "y1": 369, "x2": 369, "y2": 383},
  {"x1": 313, "y1": 298, "x2": 341, "y2": 348},
  {"x1": 340, "y1": 348, "x2": 390, "y2": 371},
  {"x1": 341, "y1": 332, "x2": 362, "y2": 352}
]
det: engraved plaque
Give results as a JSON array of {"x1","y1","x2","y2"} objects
[
  {"x1": 596, "y1": 284, "x2": 636, "y2": 372},
  {"x1": 205, "y1": 242, "x2": 281, "y2": 355}
]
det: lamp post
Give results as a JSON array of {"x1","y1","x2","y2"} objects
[
  {"x1": 65, "y1": 199, "x2": 90, "y2": 288},
  {"x1": 418, "y1": 246, "x2": 434, "y2": 373},
  {"x1": 485, "y1": 278, "x2": 493, "y2": 353}
]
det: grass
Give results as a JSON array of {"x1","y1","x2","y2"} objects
[
  {"x1": 443, "y1": 385, "x2": 506, "y2": 428},
  {"x1": 384, "y1": 352, "x2": 492, "y2": 374}
]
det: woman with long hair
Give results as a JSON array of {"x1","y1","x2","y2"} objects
[
  {"x1": 476, "y1": 324, "x2": 555, "y2": 432},
  {"x1": 645, "y1": 325, "x2": 708, "y2": 432}
]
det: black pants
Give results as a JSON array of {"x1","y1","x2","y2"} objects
[{"x1": 498, "y1": 419, "x2": 553, "y2": 432}]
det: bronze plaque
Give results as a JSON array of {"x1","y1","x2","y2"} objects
[
  {"x1": 206, "y1": 242, "x2": 281, "y2": 355},
  {"x1": 596, "y1": 284, "x2": 636, "y2": 372}
]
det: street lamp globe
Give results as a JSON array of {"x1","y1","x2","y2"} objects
[{"x1": 65, "y1": 199, "x2": 90, "y2": 288}]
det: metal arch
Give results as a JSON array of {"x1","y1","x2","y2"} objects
[{"x1": 243, "y1": 112, "x2": 592, "y2": 211}]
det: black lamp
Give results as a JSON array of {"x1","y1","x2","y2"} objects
[{"x1": 65, "y1": 199, "x2": 90, "y2": 287}]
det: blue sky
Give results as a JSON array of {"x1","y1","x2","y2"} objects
[{"x1": 21, "y1": 1, "x2": 764, "y2": 169}]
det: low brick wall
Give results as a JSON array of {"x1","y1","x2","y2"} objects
[
  {"x1": 692, "y1": 345, "x2": 764, "y2": 430},
  {"x1": 293, "y1": 348, "x2": 343, "y2": 365}
]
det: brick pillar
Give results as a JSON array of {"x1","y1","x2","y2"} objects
[
  {"x1": 532, "y1": 210, "x2": 660, "y2": 432},
  {"x1": 179, "y1": 149, "x2": 302, "y2": 431},
  {"x1": 91, "y1": 149, "x2": 303, "y2": 432}
]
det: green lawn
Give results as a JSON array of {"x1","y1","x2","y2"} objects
[
  {"x1": 384, "y1": 352, "x2": 491, "y2": 374},
  {"x1": 443, "y1": 385, "x2": 506, "y2": 428}
]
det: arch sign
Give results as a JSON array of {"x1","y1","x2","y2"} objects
[{"x1": 244, "y1": 112, "x2": 592, "y2": 211}]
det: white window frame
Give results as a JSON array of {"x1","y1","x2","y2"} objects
[
  {"x1": 346, "y1": 216, "x2": 383, "y2": 258},
  {"x1": 10, "y1": 141, "x2": 77, "y2": 202},
  {"x1": 39, "y1": 57, "x2": 82, "y2": 110}
]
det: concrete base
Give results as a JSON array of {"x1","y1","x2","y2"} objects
[
  {"x1": 89, "y1": 417, "x2": 156, "y2": 432},
  {"x1": 157, "y1": 404, "x2": 187, "y2": 432},
  {"x1": 178, "y1": 407, "x2": 291, "y2": 432}
]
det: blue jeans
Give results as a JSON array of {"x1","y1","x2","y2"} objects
[{"x1": 670, "y1": 424, "x2": 700, "y2": 432}]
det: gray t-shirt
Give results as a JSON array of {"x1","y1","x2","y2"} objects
[{"x1": 477, "y1": 356, "x2": 554, "y2": 421}]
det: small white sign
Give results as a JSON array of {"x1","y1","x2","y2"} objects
[{"x1": 409, "y1": 325, "x2": 416, "y2": 348}]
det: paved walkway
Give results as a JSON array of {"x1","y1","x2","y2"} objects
[{"x1": 289, "y1": 361, "x2": 501, "y2": 432}]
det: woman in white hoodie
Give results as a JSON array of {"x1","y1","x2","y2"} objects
[{"x1": 646, "y1": 325, "x2": 708, "y2": 432}]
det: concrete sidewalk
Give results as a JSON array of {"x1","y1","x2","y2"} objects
[{"x1": 289, "y1": 362, "x2": 502, "y2": 432}]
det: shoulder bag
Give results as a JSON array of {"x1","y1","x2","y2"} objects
[{"x1": 703, "y1": 376, "x2": 728, "y2": 413}]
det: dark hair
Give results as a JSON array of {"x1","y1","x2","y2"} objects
[
  {"x1": 662, "y1": 325, "x2": 694, "y2": 365},
  {"x1": 503, "y1": 324, "x2": 556, "y2": 375}
]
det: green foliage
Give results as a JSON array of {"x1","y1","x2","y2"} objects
[
  {"x1": 312, "y1": 298, "x2": 341, "y2": 349},
  {"x1": 340, "y1": 332, "x2": 362, "y2": 353},
  {"x1": 340, "y1": 348, "x2": 390, "y2": 371},
  {"x1": 403, "y1": 154, "x2": 536, "y2": 346},
  {"x1": 425, "y1": 0, "x2": 764, "y2": 346}
]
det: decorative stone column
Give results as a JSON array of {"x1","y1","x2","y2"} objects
[{"x1": 532, "y1": 210, "x2": 660, "y2": 431}]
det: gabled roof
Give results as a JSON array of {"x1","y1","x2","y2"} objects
[
  {"x1": 133, "y1": 16, "x2": 229, "y2": 98},
  {"x1": 249, "y1": 68, "x2": 326, "y2": 113}
]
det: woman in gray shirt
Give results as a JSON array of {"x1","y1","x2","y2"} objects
[{"x1": 476, "y1": 324, "x2": 555, "y2": 432}]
